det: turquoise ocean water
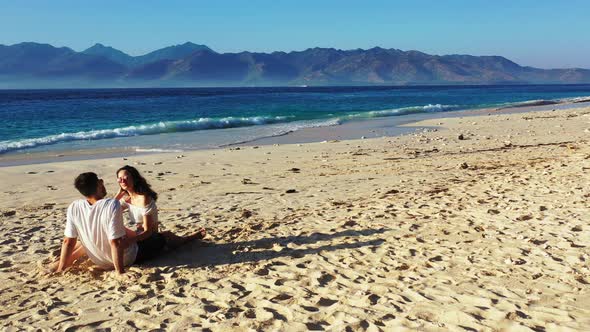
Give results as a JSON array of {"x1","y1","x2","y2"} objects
[{"x1": 2, "y1": 85, "x2": 590, "y2": 155}]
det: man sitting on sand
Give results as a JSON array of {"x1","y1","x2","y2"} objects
[
  {"x1": 54, "y1": 171, "x2": 206, "y2": 276},
  {"x1": 55, "y1": 172, "x2": 137, "y2": 275}
]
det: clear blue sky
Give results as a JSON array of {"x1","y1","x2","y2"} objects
[{"x1": 2, "y1": 0, "x2": 589, "y2": 68}]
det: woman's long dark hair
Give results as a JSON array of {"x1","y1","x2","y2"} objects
[{"x1": 117, "y1": 165, "x2": 158, "y2": 201}]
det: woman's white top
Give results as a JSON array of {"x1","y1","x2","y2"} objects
[{"x1": 120, "y1": 199, "x2": 158, "y2": 228}]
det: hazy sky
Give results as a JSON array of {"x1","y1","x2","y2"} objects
[{"x1": 2, "y1": 0, "x2": 589, "y2": 68}]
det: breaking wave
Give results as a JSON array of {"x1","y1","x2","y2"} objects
[
  {"x1": 343, "y1": 104, "x2": 459, "y2": 120},
  {"x1": 0, "y1": 115, "x2": 290, "y2": 154}
]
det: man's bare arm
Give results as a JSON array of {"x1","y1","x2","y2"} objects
[
  {"x1": 109, "y1": 237, "x2": 125, "y2": 274},
  {"x1": 56, "y1": 237, "x2": 77, "y2": 272}
]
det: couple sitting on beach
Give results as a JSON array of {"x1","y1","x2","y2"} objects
[{"x1": 53, "y1": 165, "x2": 206, "y2": 276}]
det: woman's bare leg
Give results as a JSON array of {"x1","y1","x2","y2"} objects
[{"x1": 161, "y1": 228, "x2": 206, "y2": 249}]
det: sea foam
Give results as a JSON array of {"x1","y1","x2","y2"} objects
[
  {"x1": 344, "y1": 104, "x2": 458, "y2": 120},
  {"x1": 0, "y1": 115, "x2": 290, "y2": 154}
]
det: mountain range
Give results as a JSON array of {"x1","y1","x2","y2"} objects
[{"x1": 1, "y1": 42, "x2": 589, "y2": 88}]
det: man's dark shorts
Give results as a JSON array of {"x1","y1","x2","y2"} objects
[{"x1": 134, "y1": 233, "x2": 166, "y2": 264}]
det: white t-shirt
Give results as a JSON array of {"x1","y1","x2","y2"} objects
[{"x1": 65, "y1": 198, "x2": 138, "y2": 268}]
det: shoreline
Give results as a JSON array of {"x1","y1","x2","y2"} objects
[
  {"x1": 230, "y1": 100, "x2": 590, "y2": 148},
  {"x1": 2, "y1": 99, "x2": 589, "y2": 167}
]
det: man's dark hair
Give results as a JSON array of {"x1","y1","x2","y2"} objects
[{"x1": 74, "y1": 172, "x2": 99, "y2": 197}]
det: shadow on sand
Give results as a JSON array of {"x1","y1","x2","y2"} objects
[{"x1": 144, "y1": 228, "x2": 389, "y2": 269}]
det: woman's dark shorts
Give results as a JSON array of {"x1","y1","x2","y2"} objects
[{"x1": 134, "y1": 233, "x2": 166, "y2": 264}]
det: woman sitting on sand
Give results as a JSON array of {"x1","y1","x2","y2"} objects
[{"x1": 115, "y1": 165, "x2": 206, "y2": 263}]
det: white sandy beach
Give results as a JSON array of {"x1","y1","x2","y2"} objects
[{"x1": 1, "y1": 106, "x2": 589, "y2": 331}]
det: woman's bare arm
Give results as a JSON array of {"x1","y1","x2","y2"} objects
[
  {"x1": 114, "y1": 188, "x2": 129, "y2": 211},
  {"x1": 133, "y1": 214, "x2": 156, "y2": 242}
]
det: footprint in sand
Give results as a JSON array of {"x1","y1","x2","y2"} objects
[
  {"x1": 317, "y1": 273, "x2": 335, "y2": 286},
  {"x1": 271, "y1": 293, "x2": 293, "y2": 302},
  {"x1": 306, "y1": 321, "x2": 327, "y2": 330},
  {"x1": 0, "y1": 260, "x2": 12, "y2": 269},
  {"x1": 368, "y1": 294, "x2": 380, "y2": 305},
  {"x1": 264, "y1": 307, "x2": 288, "y2": 321},
  {"x1": 317, "y1": 297, "x2": 338, "y2": 306},
  {"x1": 203, "y1": 305, "x2": 220, "y2": 313}
]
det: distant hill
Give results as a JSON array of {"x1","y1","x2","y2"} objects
[
  {"x1": 132, "y1": 42, "x2": 213, "y2": 67},
  {"x1": 1, "y1": 42, "x2": 590, "y2": 88},
  {"x1": 0, "y1": 42, "x2": 126, "y2": 83},
  {"x1": 82, "y1": 43, "x2": 135, "y2": 67},
  {"x1": 82, "y1": 42, "x2": 213, "y2": 68}
]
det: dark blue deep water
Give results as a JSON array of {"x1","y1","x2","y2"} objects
[{"x1": 1, "y1": 85, "x2": 590, "y2": 154}]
